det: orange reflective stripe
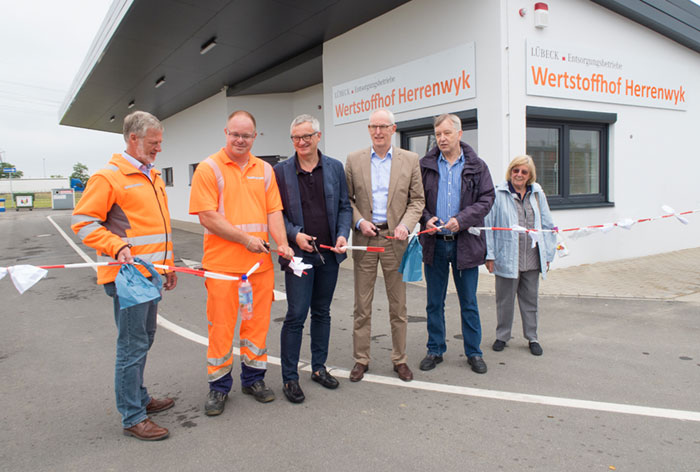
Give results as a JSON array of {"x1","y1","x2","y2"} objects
[{"x1": 71, "y1": 153, "x2": 174, "y2": 283}]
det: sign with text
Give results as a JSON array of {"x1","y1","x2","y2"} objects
[
  {"x1": 2, "y1": 167, "x2": 17, "y2": 173},
  {"x1": 526, "y1": 40, "x2": 688, "y2": 111},
  {"x1": 332, "y1": 43, "x2": 476, "y2": 125}
]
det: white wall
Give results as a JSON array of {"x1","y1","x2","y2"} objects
[
  {"x1": 226, "y1": 84, "x2": 326, "y2": 159},
  {"x1": 323, "y1": 0, "x2": 699, "y2": 267},
  {"x1": 292, "y1": 84, "x2": 326, "y2": 152},
  {"x1": 159, "y1": 0, "x2": 699, "y2": 266},
  {"x1": 159, "y1": 85, "x2": 325, "y2": 223},
  {"x1": 0, "y1": 178, "x2": 70, "y2": 193},
  {"x1": 159, "y1": 91, "x2": 228, "y2": 223},
  {"x1": 505, "y1": 0, "x2": 700, "y2": 267},
  {"x1": 323, "y1": 0, "x2": 504, "y2": 164}
]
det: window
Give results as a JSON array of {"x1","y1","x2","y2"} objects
[
  {"x1": 162, "y1": 167, "x2": 173, "y2": 187},
  {"x1": 398, "y1": 109, "x2": 478, "y2": 156},
  {"x1": 188, "y1": 163, "x2": 198, "y2": 186},
  {"x1": 526, "y1": 107, "x2": 615, "y2": 209}
]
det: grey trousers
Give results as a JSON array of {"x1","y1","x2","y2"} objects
[{"x1": 495, "y1": 270, "x2": 540, "y2": 343}]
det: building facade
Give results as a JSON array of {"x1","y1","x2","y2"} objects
[{"x1": 61, "y1": 0, "x2": 700, "y2": 268}]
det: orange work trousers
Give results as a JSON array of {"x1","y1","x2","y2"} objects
[{"x1": 205, "y1": 268, "x2": 274, "y2": 382}]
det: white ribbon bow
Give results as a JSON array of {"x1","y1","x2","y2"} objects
[
  {"x1": 662, "y1": 205, "x2": 689, "y2": 225},
  {"x1": 289, "y1": 257, "x2": 313, "y2": 278},
  {"x1": 7, "y1": 265, "x2": 48, "y2": 294}
]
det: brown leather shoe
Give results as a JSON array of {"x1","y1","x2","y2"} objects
[
  {"x1": 393, "y1": 363, "x2": 413, "y2": 382},
  {"x1": 123, "y1": 418, "x2": 169, "y2": 441},
  {"x1": 146, "y1": 397, "x2": 174, "y2": 414},
  {"x1": 349, "y1": 363, "x2": 368, "y2": 382}
]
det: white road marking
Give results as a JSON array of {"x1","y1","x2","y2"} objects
[
  {"x1": 47, "y1": 216, "x2": 96, "y2": 265},
  {"x1": 180, "y1": 258, "x2": 200, "y2": 268},
  {"x1": 49, "y1": 215, "x2": 700, "y2": 423}
]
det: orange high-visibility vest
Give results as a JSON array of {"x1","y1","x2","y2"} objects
[
  {"x1": 71, "y1": 153, "x2": 174, "y2": 284},
  {"x1": 189, "y1": 149, "x2": 282, "y2": 273}
]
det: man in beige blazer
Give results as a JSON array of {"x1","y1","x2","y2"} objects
[{"x1": 345, "y1": 109, "x2": 425, "y2": 382}]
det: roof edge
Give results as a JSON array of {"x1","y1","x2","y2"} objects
[
  {"x1": 58, "y1": 0, "x2": 134, "y2": 124},
  {"x1": 590, "y1": 0, "x2": 700, "y2": 53}
]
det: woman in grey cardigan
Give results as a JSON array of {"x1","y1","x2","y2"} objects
[{"x1": 484, "y1": 155, "x2": 556, "y2": 356}]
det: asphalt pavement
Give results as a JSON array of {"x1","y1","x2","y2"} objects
[{"x1": 1, "y1": 210, "x2": 698, "y2": 472}]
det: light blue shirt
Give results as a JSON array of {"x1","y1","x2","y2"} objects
[
  {"x1": 370, "y1": 146, "x2": 392, "y2": 224},
  {"x1": 123, "y1": 151, "x2": 154, "y2": 182},
  {"x1": 356, "y1": 146, "x2": 394, "y2": 229},
  {"x1": 436, "y1": 151, "x2": 464, "y2": 234}
]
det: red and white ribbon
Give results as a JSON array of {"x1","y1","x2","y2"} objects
[
  {"x1": 466, "y1": 206, "x2": 698, "y2": 238},
  {"x1": 319, "y1": 244, "x2": 385, "y2": 253},
  {"x1": 0, "y1": 260, "x2": 270, "y2": 295}
]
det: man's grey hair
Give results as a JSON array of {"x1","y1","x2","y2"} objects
[
  {"x1": 290, "y1": 114, "x2": 320, "y2": 135},
  {"x1": 369, "y1": 109, "x2": 395, "y2": 125},
  {"x1": 123, "y1": 111, "x2": 163, "y2": 141},
  {"x1": 433, "y1": 113, "x2": 461, "y2": 131}
]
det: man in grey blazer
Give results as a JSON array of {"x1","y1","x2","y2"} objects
[
  {"x1": 274, "y1": 114, "x2": 352, "y2": 403},
  {"x1": 345, "y1": 109, "x2": 425, "y2": 382}
]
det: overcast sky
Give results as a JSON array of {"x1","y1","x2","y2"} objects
[{"x1": 0, "y1": 0, "x2": 123, "y2": 179}]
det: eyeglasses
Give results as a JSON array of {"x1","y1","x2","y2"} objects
[
  {"x1": 512, "y1": 168, "x2": 530, "y2": 175},
  {"x1": 290, "y1": 133, "x2": 318, "y2": 143},
  {"x1": 368, "y1": 124, "x2": 394, "y2": 131},
  {"x1": 227, "y1": 130, "x2": 255, "y2": 141}
]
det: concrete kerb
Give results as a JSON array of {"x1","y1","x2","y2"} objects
[{"x1": 409, "y1": 247, "x2": 700, "y2": 303}]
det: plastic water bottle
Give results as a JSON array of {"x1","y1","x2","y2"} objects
[{"x1": 238, "y1": 275, "x2": 253, "y2": 321}]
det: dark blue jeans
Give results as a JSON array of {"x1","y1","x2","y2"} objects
[
  {"x1": 424, "y1": 239, "x2": 482, "y2": 357},
  {"x1": 280, "y1": 259, "x2": 339, "y2": 382},
  {"x1": 104, "y1": 282, "x2": 157, "y2": 428}
]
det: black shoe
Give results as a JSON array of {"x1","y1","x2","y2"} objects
[
  {"x1": 242, "y1": 380, "x2": 275, "y2": 403},
  {"x1": 311, "y1": 367, "x2": 339, "y2": 389},
  {"x1": 419, "y1": 353, "x2": 443, "y2": 371},
  {"x1": 282, "y1": 380, "x2": 305, "y2": 403},
  {"x1": 529, "y1": 342, "x2": 543, "y2": 356},
  {"x1": 492, "y1": 340, "x2": 506, "y2": 352},
  {"x1": 468, "y1": 356, "x2": 487, "y2": 374},
  {"x1": 204, "y1": 390, "x2": 228, "y2": 416}
]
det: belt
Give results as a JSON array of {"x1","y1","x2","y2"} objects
[
  {"x1": 374, "y1": 222, "x2": 389, "y2": 230},
  {"x1": 435, "y1": 233, "x2": 457, "y2": 241}
]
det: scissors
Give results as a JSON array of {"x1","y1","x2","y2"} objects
[{"x1": 310, "y1": 238, "x2": 326, "y2": 264}]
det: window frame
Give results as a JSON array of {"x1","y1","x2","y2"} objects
[
  {"x1": 526, "y1": 107, "x2": 616, "y2": 210},
  {"x1": 397, "y1": 109, "x2": 478, "y2": 154},
  {"x1": 188, "y1": 163, "x2": 198, "y2": 186},
  {"x1": 162, "y1": 167, "x2": 174, "y2": 187}
]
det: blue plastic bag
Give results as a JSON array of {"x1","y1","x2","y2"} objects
[
  {"x1": 114, "y1": 257, "x2": 163, "y2": 310},
  {"x1": 398, "y1": 235, "x2": 423, "y2": 282}
]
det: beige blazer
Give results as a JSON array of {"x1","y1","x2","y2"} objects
[{"x1": 345, "y1": 146, "x2": 425, "y2": 259}]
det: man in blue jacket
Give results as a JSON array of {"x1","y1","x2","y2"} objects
[
  {"x1": 274, "y1": 114, "x2": 352, "y2": 403},
  {"x1": 419, "y1": 114, "x2": 495, "y2": 374}
]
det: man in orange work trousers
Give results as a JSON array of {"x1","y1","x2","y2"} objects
[
  {"x1": 72, "y1": 111, "x2": 177, "y2": 440},
  {"x1": 189, "y1": 110, "x2": 294, "y2": 416}
]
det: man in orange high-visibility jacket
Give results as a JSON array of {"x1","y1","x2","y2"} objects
[
  {"x1": 189, "y1": 110, "x2": 294, "y2": 416},
  {"x1": 71, "y1": 111, "x2": 177, "y2": 441}
]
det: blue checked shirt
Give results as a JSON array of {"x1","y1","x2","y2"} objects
[{"x1": 435, "y1": 151, "x2": 464, "y2": 234}]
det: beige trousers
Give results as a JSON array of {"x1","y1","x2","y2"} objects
[{"x1": 352, "y1": 231, "x2": 407, "y2": 365}]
